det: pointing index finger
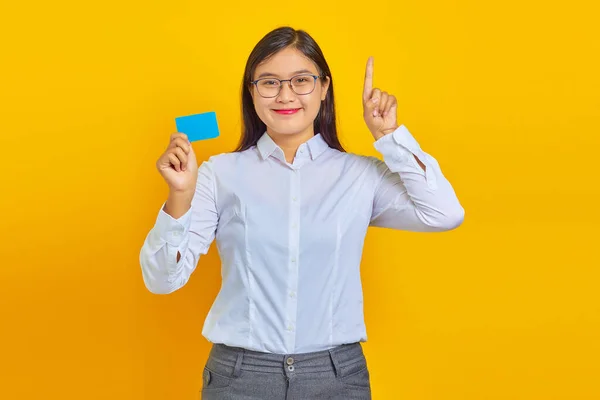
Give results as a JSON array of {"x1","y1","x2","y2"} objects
[{"x1": 363, "y1": 56, "x2": 374, "y2": 103}]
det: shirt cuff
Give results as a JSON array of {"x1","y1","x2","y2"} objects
[
  {"x1": 373, "y1": 125, "x2": 438, "y2": 190},
  {"x1": 155, "y1": 202, "x2": 193, "y2": 247}
]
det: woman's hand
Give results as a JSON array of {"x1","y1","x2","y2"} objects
[
  {"x1": 156, "y1": 133, "x2": 198, "y2": 194},
  {"x1": 362, "y1": 57, "x2": 399, "y2": 141}
]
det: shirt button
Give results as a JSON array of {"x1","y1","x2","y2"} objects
[
  {"x1": 287, "y1": 324, "x2": 294, "y2": 331},
  {"x1": 291, "y1": 257, "x2": 296, "y2": 263},
  {"x1": 292, "y1": 197, "x2": 297, "y2": 202},
  {"x1": 289, "y1": 291, "x2": 296, "y2": 298},
  {"x1": 286, "y1": 357, "x2": 294, "y2": 365},
  {"x1": 172, "y1": 231, "x2": 180, "y2": 237},
  {"x1": 291, "y1": 223, "x2": 297, "y2": 229}
]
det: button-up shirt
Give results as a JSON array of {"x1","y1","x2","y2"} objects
[{"x1": 139, "y1": 125, "x2": 464, "y2": 354}]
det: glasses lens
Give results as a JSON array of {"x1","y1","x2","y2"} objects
[
  {"x1": 256, "y1": 79, "x2": 280, "y2": 98},
  {"x1": 291, "y1": 75, "x2": 316, "y2": 95}
]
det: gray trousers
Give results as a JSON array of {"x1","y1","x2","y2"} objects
[{"x1": 201, "y1": 342, "x2": 372, "y2": 399}]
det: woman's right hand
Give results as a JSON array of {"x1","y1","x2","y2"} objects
[{"x1": 156, "y1": 133, "x2": 198, "y2": 194}]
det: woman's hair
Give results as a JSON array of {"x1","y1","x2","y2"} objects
[{"x1": 235, "y1": 26, "x2": 345, "y2": 153}]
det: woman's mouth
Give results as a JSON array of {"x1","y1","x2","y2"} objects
[{"x1": 273, "y1": 108, "x2": 301, "y2": 115}]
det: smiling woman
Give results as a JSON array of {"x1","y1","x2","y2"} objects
[
  {"x1": 248, "y1": 47, "x2": 330, "y2": 158},
  {"x1": 238, "y1": 28, "x2": 342, "y2": 160},
  {"x1": 140, "y1": 26, "x2": 464, "y2": 400}
]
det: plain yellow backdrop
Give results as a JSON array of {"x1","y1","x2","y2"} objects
[{"x1": 1, "y1": 0, "x2": 599, "y2": 399}]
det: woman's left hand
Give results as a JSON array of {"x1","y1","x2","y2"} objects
[{"x1": 363, "y1": 57, "x2": 399, "y2": 141}]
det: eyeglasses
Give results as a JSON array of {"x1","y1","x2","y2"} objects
[{"x1": 251, "y1": 74, "x2": 323, "y2": 98}]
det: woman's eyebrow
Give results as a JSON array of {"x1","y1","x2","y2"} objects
[{"x1": 256, "y1": 69, "x2": 315, "y2": 79}]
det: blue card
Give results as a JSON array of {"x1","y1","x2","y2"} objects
[{"x1": 175, "y1": 111, "x2": 220, "y2": 142}]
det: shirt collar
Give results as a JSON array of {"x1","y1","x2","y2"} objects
[{"x1": 257, "y1": 132, "x2": 329, "y2": 161}]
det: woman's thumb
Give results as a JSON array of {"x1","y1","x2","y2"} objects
[
  {"x1": 187, "y1": 145, "x2": 198, "y2": 170},
  {"x1": 365, "y1": 96, "x2": 380, "y2": 117}
]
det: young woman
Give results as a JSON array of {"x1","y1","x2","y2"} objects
[{"x1": 140, "y1": 26, "x2": 464, "y2": 399}]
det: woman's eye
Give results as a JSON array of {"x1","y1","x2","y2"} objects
[{"x1": 293, "y1": 76, "x2": 312, "y2": 85}]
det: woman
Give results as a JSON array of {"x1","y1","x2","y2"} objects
[{"x1": 140, "y1": 26, "x2": 464, "y2": 399}]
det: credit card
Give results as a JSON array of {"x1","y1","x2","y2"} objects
[{"x1": 175, "y1": 111, "x2": 220, "y2": 142}]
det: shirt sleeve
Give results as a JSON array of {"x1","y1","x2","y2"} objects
[
  {"x1": 369, "y1": 125, "x2": 465, "y2": 231},
  {"x1": 139, "y1": 159, "x2": 218, "y2": 294}
]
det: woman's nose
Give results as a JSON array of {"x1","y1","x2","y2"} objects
[{"x1": 277, "y1": 82, "x2": 295, "y2": 101}]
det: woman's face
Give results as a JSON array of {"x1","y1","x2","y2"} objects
[{"x1": 251, "y1": 47, "x2": 330, "y2": 138}]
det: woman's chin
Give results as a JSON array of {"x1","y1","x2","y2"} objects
[{"x1": 268, "y1": 123, "x2": 313, "y2": 137}]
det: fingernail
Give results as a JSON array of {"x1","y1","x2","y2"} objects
[
  {"x1": 383, "y1": 111, "x2": 388, "y2": 117},
  {"x1": 372, "y1": 97, "x2": 379, "y2": 104},
  {"x1": 373, "y1": 110, "x2": 378, "y2": 117}
]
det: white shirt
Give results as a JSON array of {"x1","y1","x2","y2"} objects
[{"x1": 139, "y1": 125, "x2": 464, "y2": 354}]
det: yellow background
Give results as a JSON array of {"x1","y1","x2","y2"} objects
[{"x1": 1, "y1": 0, "x2": 599, "y2": 399}]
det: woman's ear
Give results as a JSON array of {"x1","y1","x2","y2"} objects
[{"x1": 320, "y1": 76, "x2": 331, "y2": 101}]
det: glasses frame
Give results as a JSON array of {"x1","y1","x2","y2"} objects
[{"x1": 250, "y1": 74, "x2": 324, "y2": 98}]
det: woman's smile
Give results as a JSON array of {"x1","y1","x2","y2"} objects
[{"x1": 272, "y1": 108, "x2": 302, "y2": 115}]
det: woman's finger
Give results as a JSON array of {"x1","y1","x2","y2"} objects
[
  {"x1": 370, "y1": 89, "x2": 381, "y2": 117},
  {"x1": 173, "y1": 147, "x2": 188, "y2": 171},
  {"x1": 169, "y1": 137, "x2": 191, "y2": 154},
  {"x1": 378, "y1": 92, "x2": 389, "y2": 116},
  {"x1": 168, "y1": 153, "x2": 181, "y2": 172},
  {"x1": 170, "y1": 132, "x2": 189, "y2": 144},
  {"x1": 363, "y1": 56, "x2": 374, "y2": 104},
  {"x1": 383, "y1": 95, "x2": 396, "y2": 118}
]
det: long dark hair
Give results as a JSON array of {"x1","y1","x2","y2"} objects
[{"x1": 235, "y1": 27, "x2": 345, "y2": 153}]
